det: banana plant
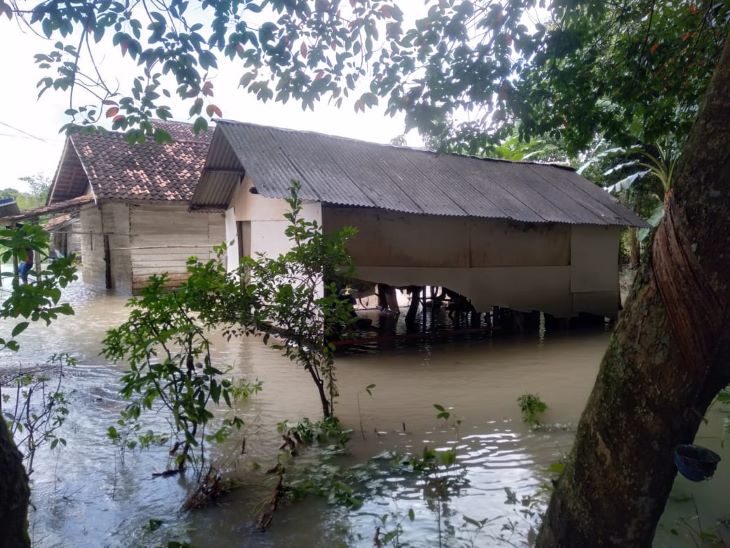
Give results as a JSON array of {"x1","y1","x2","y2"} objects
[{"x1": 603, "y1": 142, "x2": 678, "y2": 199}]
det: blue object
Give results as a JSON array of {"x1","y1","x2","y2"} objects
[
  {"x1": 18, "y1": 262, "x2": 32, "y2": 283},
  {"x1": 674, "y1": 444, "x2": 721, "y2": 482}
]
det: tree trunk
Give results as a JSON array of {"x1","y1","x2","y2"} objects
[
  {"x1": 0, "y1": 418, "x2": 30, "y2": 548},
  {"x1": 628, "y1": 226, "x2": 640, "y2": 268},
  {"x1": 537, "y1": 36, "x2": 730, "y2": 547}
]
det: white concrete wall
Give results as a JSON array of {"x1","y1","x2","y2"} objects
[
  {"x1": 225, "y1": 176, "x2": 322, "y2": 267},
  {"x1": 224, "y1": 206, "x2": 239, "y2": 269}
]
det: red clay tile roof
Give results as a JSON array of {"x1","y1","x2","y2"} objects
[{"x1": 52, "y1": 121, "x2": 212, "y2": 204}]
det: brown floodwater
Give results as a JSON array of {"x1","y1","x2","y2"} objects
[{"x1": 1, "y1": 282, "x2": 728, "y2": 547}]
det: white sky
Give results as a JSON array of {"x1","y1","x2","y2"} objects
[{"x1": 0, "y1": 15, "x2": 421, "y2": 192}]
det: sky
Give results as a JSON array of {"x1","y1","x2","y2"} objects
[{"x1": 0, "y1": 12, "x2": 421, "y2": 192}]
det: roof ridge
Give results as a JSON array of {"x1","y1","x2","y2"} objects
[
  {"x1": 214, "y1": 119, "x2": 575, "y2": 171},
  {"x1": 68, "y1": 119, "x2": 213, "y2": 145}
]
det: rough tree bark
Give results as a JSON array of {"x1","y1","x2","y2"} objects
[
  {"x1": 0, "y1": 417, "x2": 30, "y2": 548},
  {"x1": 628, "y1": 226, "x2": 640, "y2": 269},
  {"x1": 537, "y1": 37, "x2": 730, "y2": 547}
]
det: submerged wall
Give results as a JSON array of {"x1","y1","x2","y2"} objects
[
  {"x1": 128, "y1": 203, "x2": 224, "y2": 292},
  {"x1": 78, "y1": 205, "x2": 107, "y2": 288},
  {"x1": 220, "y1": 187, "x2": 621, "y2": 318},
  {"x1": 77, "y1": 202, "x2": 225, "y2": 293},
  {"x1": 322, "y1": 207, "x2": 620, "y2": 318}
]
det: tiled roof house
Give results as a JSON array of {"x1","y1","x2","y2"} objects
[{"x1": 45, "y1": 121, "x2": 223, "y2": 292}]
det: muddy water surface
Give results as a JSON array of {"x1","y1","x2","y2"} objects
[{"x1": 2, "y1": 282, "x2": 728, "y2": 547}]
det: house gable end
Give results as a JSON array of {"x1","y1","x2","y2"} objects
[{"x1": 48, "y1": 137, "x2": 94, "y2": 205}]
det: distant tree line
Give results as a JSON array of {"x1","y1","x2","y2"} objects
[{"x1": 1, "y1": 174, "x2": 50, "y2": 211}]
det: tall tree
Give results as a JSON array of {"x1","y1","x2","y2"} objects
[
  {"x1": 371, "y1": 0, "x2": 729, "y2": 153},
  {"x1": 0, "y1": 419, "x2": 29, "y2": 548},
  {"x1": 538, "y1": 35, "x2": 730, "y2": 546}
]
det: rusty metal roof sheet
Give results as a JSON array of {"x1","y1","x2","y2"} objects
[
  {"x1": 1, "y1": 195, "x2": 94, "y2": 224},
  {"x1": 191, "y1": 121, "x2": 646, "y2": 227},
  {"x1": 49, "y1": 121, "x2": 212, "y2": 205},
  {"x1": 43, "y1": 213, "x2": 79, "y2": 232}
]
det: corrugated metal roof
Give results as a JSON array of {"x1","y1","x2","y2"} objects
[
  {"x1": 191, "y1": 121, "x2": 647, "y2": 227},
  {"x1": 0, "y1": 199, "x2": 20, "y2": 218}
]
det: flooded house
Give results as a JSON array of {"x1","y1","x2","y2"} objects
[
  {"x1": 190, "y1": 121, "x2": 646, "y2": 319},
  {"x1": 44, "y1": 213, "x2": 81, "y2": 257},
  {"x1": 14, "y1": 121, "x2": 224, "y2": 292}
]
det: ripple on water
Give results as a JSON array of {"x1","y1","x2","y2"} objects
[{"x1": 10, "y1": 281, "x2": 726, "y2": 547}]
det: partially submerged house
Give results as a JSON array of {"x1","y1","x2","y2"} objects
[
  {"x1": 190, "y1": 121, "x2": 645, "y2": 319},
  {"x1": 40, "y1": 121, "x2": 224, "y2": 292},
  {"x1": 44, "y1": 213, "x2": 81, "y2": 257}
]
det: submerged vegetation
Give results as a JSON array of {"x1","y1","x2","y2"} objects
[
  {"x1": 100, "y1": 182, "x2": 356, "y2": 494},
  {"x1": 1, "y1": 211, "x2": 728, "y2": 545},
  {"x1": 0, "y1": 223, "x2": 77, "y2": 544},
  {"x1": 102, "y1": 273, "x2": 249, "y2": 473},
  {"x1": 1, "y1": 353, "x2": 74, "y2": 475},
  {"x1": 517, "y1": 393, "x2": 548, "y2": 427}
]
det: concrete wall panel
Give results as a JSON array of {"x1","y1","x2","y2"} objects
[
  {"x1": 570, "y1": 225, "x2": 620, "y2": 293},
  {"x1": 323, "y1": 208, "x2": 570, "y2": 268},
  {"x1": 227, "y1": 176, "x2": 322, "y2": 261},
  {"x1": 225, "y1": 207, "x2": 239, "y2": 269}
]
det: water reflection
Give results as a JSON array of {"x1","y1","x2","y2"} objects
[{"x1": 1, "y1": 281, "x2": 727, "y2": 547}]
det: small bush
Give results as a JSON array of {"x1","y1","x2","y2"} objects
[{"x1": 517, "y1": 393, "x2": 548, "y2": 426}]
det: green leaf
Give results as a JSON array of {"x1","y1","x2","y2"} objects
[
  {"x1": 192, "y1": 116, "x2": 208, "y2": 134},
  {"x1": 547, "y1": 461, "x2": 565, "y2": 474},
  {"x1": 438, "y1": 448, "x2": 457, "y2": 467},
  {"x1": 153, "y1": 128, "x2": 172, "y2": 144},
  {"x1": 41, "y1": 18, "x2": 52, "y2": 38},
  {"x1": 11, "y1": 322, "x2": 29, "y2": 337}
]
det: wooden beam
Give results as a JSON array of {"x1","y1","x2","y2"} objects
[{"x1": 104, "y1": 234, "x2": 112, "y2": 289}]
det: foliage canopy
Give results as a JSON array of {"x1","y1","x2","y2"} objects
[{"x1": 3, "y1": 1, "x2": 726, "y2": 152}]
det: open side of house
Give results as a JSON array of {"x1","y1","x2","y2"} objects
[
  {"x1": 191, "y1": 121, "x2": 647, "y2": 319},
  {"x1": 40, "y1": 121, "x2": 224, "y2": 292}
]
